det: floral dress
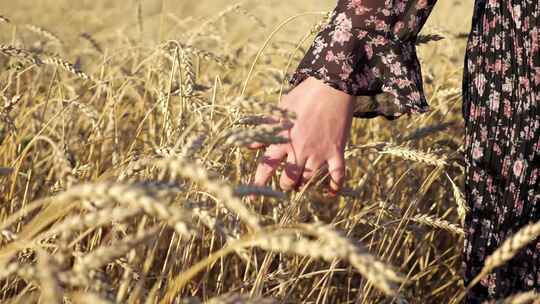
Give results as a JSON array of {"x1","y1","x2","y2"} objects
[{"x1": 289, "y1": 0, "x2": 540, "y2": 303}]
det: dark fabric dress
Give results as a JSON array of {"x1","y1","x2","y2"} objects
[{"x1": 289, "y1": 0, "x2": 540, "y2": 302}]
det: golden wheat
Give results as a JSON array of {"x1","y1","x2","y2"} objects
[{"x1": 0, "y1": 1, "x2": 492, "y2": 303}]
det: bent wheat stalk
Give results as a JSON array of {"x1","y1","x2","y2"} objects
[
  {"x1": 161, "y1": 225, "x2": 403, "y2": 303},
  {"x1": 456, "y1": 220, "x2": 540, "y2": 302}
]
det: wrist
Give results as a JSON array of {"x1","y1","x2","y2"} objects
[{"x1": 306, "y1": 76, "x2": 356, "y2": 111}]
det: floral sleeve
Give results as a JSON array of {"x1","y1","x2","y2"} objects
[{"x1": 289, "y1": 0, "x2": 438, "y2": 120}]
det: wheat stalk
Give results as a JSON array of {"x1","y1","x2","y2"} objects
[
  {"x1": 233, "y1": 97, "x2": 296, "y2": 121},
  {"x1": 409, "y1": 214, "x2": 464, "y2": 236},
  {"x1": 36, "y1": 250, "x2": 63, "y2": 304},
  {"x1": 378, "y1": 143, "x2": 448, "y2": 167},
  {"x1": 156, "y1": 157, "x2": 260, "y2": 229},
  {"x1": 163, "y1": 224, "x2": 403, "y2": 302},
  {"x1": 25, "y1": 24, "x2": 63, "y2": 45},
  {"x1": 163, "y1": 40, "x2": 231, "y2": 67},
  {"x1": 206, "y1": 293, "x2": 277, "y2": 304},
  {"x1": 446, "y1": 173, "x2": 469, "y2": 225},
  {"x1": 415, "y1": 34, "x2": 445, "y2": 45},
  {"x1": 80, "y1": 32, "x2": 103, "y2": 54},
  {"x1": 465, "y1": 221, "x2": 540, "y2": 293},
  {"x1": 42, "y1": 55, "x2": 94, "y2": 82},
  {"x1": 136, "y1": 0, "x2": 143, "y2": 40},
  {"x1": 73, "y1": 225, "x2": 160, "y2": 275},
  {"x1": 501, "y1": 290, "x2": 540, "y2": 304},
  {"x1": 69, "y1": 291, "x2": 116, "y2": 304},
  {"x1": 0, "y1": 15, "x2": 10, "y2": 23},
  {"x1": 0, "y1": 44, "x2": 42, "y2": 65},
  {"x1": 225, "y1": 124, "x2": 289, "y2": 146},
  {"x1": 39, "y1": 207, "x2": 141, "y2": 242}
]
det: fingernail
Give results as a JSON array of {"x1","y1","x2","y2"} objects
[{"x1": 326, "y1": 189, "x2": 338, "y2": 198}]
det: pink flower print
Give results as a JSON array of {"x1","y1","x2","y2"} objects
[
  {"x1": 526, "y1": 274, "x2": 535, "y2": 287},
  {"x1": 513, "y1": 158, "x2": 525, "y2": 177},
  {"x1": 371, "y1": 35, "x2": 387, "y2": 47},
  {"x1": 535, "y1": 67, "x2": 540, "y2": 85},
  {"x1": 490, "y1": 18, "x2": 497, "y2": 30},
  {"x1": 472, "y1": 144, "x2": 484, "y2": 160},
  {"x1": 355, "y1": 73, "x2": 369, "y2": 88},
  {"x1": 503, "y1": 99, "x2": 512, "y2": 118},
  {"x1": 475, "y1": 73, "x2": 486, "y2": 96},
  {"x1": 489, "y1": 95, "x2": 499, "y2": 112},
  {"x1": 336, "y1": 51, "x2": 347, "y2": 61},
  {"x1": 408, "y1": 17, "x2": 419, "y2": 32},
  {"x1": 395, "y1": 1, "x2": 406, "y2": 14},
  {"x1": 348, "y1": 0, "x2": 371, "y2": 15},
  {"x1": 493, "y1": 142, "x2": 502, "y2": 155},
  {"x1": 325, "y1": 50, "x2": 337, "y2": 63},
  {"x1": 512, "y1": 5, "x2": 522, "y2": 28},
  {"x1": 312, "y1": 36, "x2": 327, "y2": 57},
  {"x1": 486, "y1": 176, "x2": 495, "y2": 193},
  {"x1": 357, "y1": 30, "x2": 368, "y2": 40},
  {"x1": 473, "y1": 194, "x2": 484, "y2": 210},
  {"x1": 473, "y1": 171, "x2": 482, "y2": 182},
  {"x1": 339, "y1": 63, "x2": 353, "y2": 79},
  {"x1": 364, "y1": 44, "x2": 373, "y2": 59},
  {"x1": 529, "y1": 168, "x2": 538, "y2": 185},
  {"x1": 515, "y1": 197, "x2": 524, "y2": 216},
  {"x1": 335, "y1": 12, "x2": 352, "y2": 29},
  {"x1": 390, "y1": 62, "x2": 402, "y2": 75},
  {"x1": 489, "y1": 93, "x2": 500, "y2": 112},
  {"x1": 531, "y1": 28, "x2": 539, "y2": 52},
  {"x1": 408, "y1": 91, "x2": 421, "y2": 102},
  {"x1": 416, "y1": 0, "x2": 428, "y2": 9},
  {"x1": 520, "y1": 76, "x2": 530, "y2": 90},
  {"x1": 348, "y1": 0, "x2": 363, "y2": 7},
  {"x1": 469, "y1": 103, "x2": 477, "y2": 119},
  {"x1": 317, "y1": 66, "x2": 329, "y2": 78},
  {"x1": 479, "y1": 105, "x2": 486, "y2": 118},
  {"x1": 396, "y1": 78, "x2": 413, "y2": 89},
  {"x1": 332, "y1": 29, "x2": 352, "y2": 45},
  {"x1": 494, "y1": 59, "x2": 502, "y2": 72},
  {"x1": 520, "y1": 126, "x2": 531, "y2": 141},
  {"x1": 502, "y1": 80, "x2": 512, "y2": 93},
  {"x1": 375, "y1": 19, "x2": 388, "y2": 31},
  {"x1": 493, "y1": 33, "x2": 501, "y2": 50},
  {"x1": 371, "y1": 66, "x2": 381, "y2": 77},
  {"x1": 480, "y1": 126, "x2": 488, "y2": 142},
  {"x1": 332, "y1": 13, "x2": 352, "y2": 45},
  {"x1": 393, "y1": 21, "x2": 405, "y2": 35}
]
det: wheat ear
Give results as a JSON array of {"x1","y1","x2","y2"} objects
[{"x1": 464, "y1": 221, "x2": 540, "y2": 297}]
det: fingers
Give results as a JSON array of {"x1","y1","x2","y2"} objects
[
  {"x1": 327, "y1": 156, "x2": 346, "y2": 196},
  {"x1": 279, "y1": 152, "x2": 306, "y2": 191},
  {"x1": 253, "y1": 144, "x2": 287, "y2": 186},
  {"x1": 301, "y1": 157, "x2": 326, "y2": 186},
  {"x1": 247, "y1": 142, "x2": 267, "y2": 150}
]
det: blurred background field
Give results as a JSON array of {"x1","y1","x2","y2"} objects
[{"x1": 0, "y1": 1, "x2": 477, "y2": 303}]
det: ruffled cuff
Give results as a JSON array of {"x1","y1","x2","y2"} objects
[
  {"x1": 289, "y1": 36, "x2": 431, "y2": 121},
  {"x1": 289, "y1": 0, "x2": 437, "y2": 121}
]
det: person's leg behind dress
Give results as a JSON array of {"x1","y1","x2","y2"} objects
[{"x1": 459, "y1": 0, "x2": 540, "y2": 301}]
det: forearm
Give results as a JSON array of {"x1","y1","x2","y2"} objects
[{"x1": 290, "y1": 0, "x2": 438, "y2": 119}]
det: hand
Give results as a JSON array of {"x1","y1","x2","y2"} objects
[{"x1": 250, "y1": 76, "x2": 355, "y2": 196}]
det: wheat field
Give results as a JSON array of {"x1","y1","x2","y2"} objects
[{"x1": 1, "y1": 1, "x2": 539, "y2": 303}]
